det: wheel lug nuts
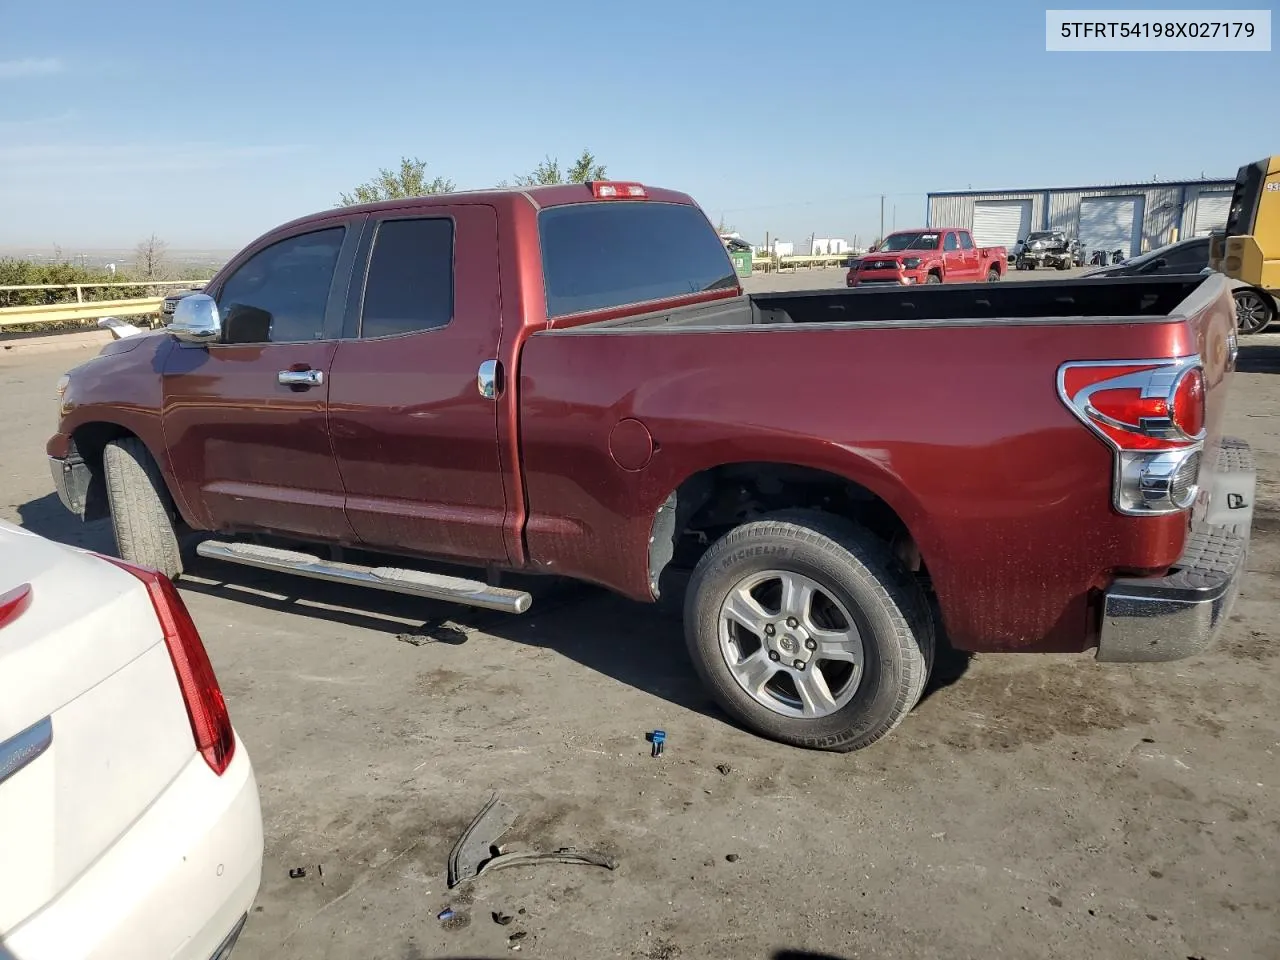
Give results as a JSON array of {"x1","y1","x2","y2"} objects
[
  {"x1": 793, "y1": 660, "x2": 805, "y2": 670},
  {"x1": 768, "y1": 650, "x2": 780, "y2": 662},
  {"x1": 804, "y1": 639, "x2": 817, "y2": 651},
  {"x1": 786, "y1": 617, "x2": 798, "y2": 628},
  {"x1": 764, "y1": 624, "x2": 775, "y2": 636}
]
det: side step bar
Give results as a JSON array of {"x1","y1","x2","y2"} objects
[{"x1": 194, "y1": 541, "x2": 532, "y2": 614}]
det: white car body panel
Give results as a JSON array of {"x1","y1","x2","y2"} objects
[{"x1": 0, "y1": 520, "x2": 263, "y2": 959}]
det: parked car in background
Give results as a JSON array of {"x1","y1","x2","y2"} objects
[
  {"x1": 49, "y1": 182, "x2": 1251, "y2": 754},
  {"x1": 847, "y1": 228, "x2": 1005, "y2": 285},
  {"x1": 0, "y1": 521, "x2": 263, "y2": 959},
  {"x1": 1082, "y1": 235, "x2": 1276, "y2": 334},
  {"x1": 1015, "y1": 230, "x2": 1082, "y2": 270}
]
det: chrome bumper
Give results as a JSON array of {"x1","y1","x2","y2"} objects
[{"x1": 1097, "y1": 438, "x2": 1254, "y2": 662}]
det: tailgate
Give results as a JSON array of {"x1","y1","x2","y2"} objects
[{"x1": 0, "y1": 526, "x2": 194, "y2": 933}]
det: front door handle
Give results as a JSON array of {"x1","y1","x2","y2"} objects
[{"x1": 278, "y1": 369, "x2": 324, "y2": 387}]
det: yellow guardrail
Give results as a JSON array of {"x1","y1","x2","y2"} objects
[
  {"x1": 0, "y1": 281, "x2": 210, "y2": 330},
  {"x1": 0, "y1": 297, "x2": 165, "y2": 328}
]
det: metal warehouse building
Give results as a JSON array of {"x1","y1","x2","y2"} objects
[{"x1": 926, "y1": 178, "x2": 1235, "y2": 259}]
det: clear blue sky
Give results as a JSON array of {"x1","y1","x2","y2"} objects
[{"x1": 0, "y1": 0, "x2": 1274, "y2": 251}]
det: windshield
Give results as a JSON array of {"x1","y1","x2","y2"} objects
[
  {"x1": 1027, "y1": 232, "x2": 1057, "y2": 241},
  {"x1": 878, "y1": 231, "x2": 940, "y2": 251}
]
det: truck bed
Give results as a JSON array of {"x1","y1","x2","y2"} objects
[
  {"x1": 566, "y1": 275, "x2": 1210, "y2": 332},
  {"x1": 520, "y1": 272, "x2": 1236, "y2": 655}
]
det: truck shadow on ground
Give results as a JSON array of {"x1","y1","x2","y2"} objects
[
  {"x1": 1237, "y1": 340, "x2": 1280, "y2": 374},
  {"x1": 15, "y1": 494, "x2": 970, "y2": 725}
]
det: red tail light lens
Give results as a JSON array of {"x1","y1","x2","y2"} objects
[
  {"x1": 1059, "y1": 359, "x2": 1205, "y2": 451},
  {"x1": 99, "y1": 556, "x2": 235, "y2": 775},
  {"x1": 1058, "y1": 356, "x2": 1206, "y2": 516},
  {"x1": 1171, "y1": 367, "x2": 1206, "y2": 439},
  {"x1": 0, "y1": 583, "x2": 33, "y2": 630}
]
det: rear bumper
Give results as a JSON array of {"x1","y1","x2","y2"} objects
[
  {"x1": 5, "y1": 735, "x2": 264, "y2": 960},
  {"x1": 1097, "y1": 437, "x2": 1255, "y2": 663}
]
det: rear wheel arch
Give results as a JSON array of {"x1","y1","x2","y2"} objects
[{"x1": 646, "y1": 460, "x2": 934, "y2": 609}]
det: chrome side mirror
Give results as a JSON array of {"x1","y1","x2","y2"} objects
[{"x1": 169, "y1": 293, "x2": 221, "y2": 345}]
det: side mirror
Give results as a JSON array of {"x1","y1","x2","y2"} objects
[
  {"x1": 169, "y1": 293, "x2": 221, "y2": 345},
  {"x1": 868, "y1": 244, "x2": 878, "y2": 253}
]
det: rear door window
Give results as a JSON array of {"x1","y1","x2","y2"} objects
[
  {"x1": 539, "y1": 202, "x2": 737, "y2": 318},
  {"x1": 943, "y1": 232, "x2": 960, "y2": 251},
  {"x1": 958, "y1": 232, "x2": 974, "y2": 250},
  {"x1": 360, "y1": 218, "x2": 454, "y2": 338}
]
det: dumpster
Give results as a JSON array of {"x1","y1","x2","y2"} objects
[{"x1": 730, "y1": 249, "x2": 752, "y2": 278}]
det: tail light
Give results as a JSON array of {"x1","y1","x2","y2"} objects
[
  {"x1": 1058, "y1": 356, "x2": 1206, "y2": 516},
  {"x1": 589, "y1": 181, "x2": 647, "y2": 199},
  {"x1": 0, "y1": 583, "x2": 33, "y2": 629},
  {"x1": 99, "y1": 556, "x2": 235, "y2": 775}
]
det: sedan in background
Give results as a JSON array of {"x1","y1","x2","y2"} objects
[
  {"x1": 0, "y1": 521, "x2": 263, "y2": 960},
  {"x1": 1082, "y1": 235, "x2": 1276, "y2": 334}
]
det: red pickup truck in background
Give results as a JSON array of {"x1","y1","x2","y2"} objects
[
  {"x1": 49, "y1": 182, "x2": 1253, "y2": 753},
  {"x1": 848, "y1": 228, "x2": 1006, "y2": 286}
]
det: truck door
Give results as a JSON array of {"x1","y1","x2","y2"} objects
[
  {"x1": 958, "y1": 230, "x2": 980, "y2": 276},
  {"x1": 161, "y1": 219, "x2": 361, "y2": 540},
  {"x1": 327, "y1": 204, "x2": 510, "y2": 563},
  {"x1": 942, "y1": 231, "x2": 965, "y2": 279}
]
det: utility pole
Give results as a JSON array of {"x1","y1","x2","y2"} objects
[
  {"x1": 892, "y1": 205, "x2": 897, "y2": 231},
  {"x1": 879, "y1": 194, "x2": 885, "y2": 242}
]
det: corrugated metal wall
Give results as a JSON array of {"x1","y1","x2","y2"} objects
[
  {"x1": 929, "y1": 192, "x2": 1043, "y2": 235},
  {"x1": 928, "y1": 180, "x2": 1234, "y2": 253},
  {"x1": 1046, "y1": 185, "x2": 1182, "y2": 252}
]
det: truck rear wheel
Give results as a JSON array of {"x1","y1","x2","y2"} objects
[
  {"x1": 684, "y1": 511, "x2": 934, "y2": 752},
  {"x1": 103, "y1": 437, "x2": 184, "y2": 579}
]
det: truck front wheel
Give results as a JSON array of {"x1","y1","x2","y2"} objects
[
  {"x1": 102, "y1": 437, "x2": 184, "y2": 579},
  {"x1": 925, "y1": 272, "x2": 942, "y2": 284},
  {"x1": 684, "y1": 512, "x2": 934, "y2": 752}
]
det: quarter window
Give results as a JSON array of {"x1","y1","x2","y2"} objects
[
  {"x1": 215, "y1": 228, "x2": 344, "y2": 344},
  {"x1": 361, "y1": 218, "x2": 455, "y2": 338}
]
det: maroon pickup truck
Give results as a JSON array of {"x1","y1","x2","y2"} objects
[
  {"x1": 49, "y1": 181, "x2": 1254, "y2": 752},
  {"x1": 848, "y1": 228, "x2": 1006, "y2": 286}
]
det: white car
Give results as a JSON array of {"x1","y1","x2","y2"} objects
[{"x1": 0, "y1": 520, "x2": 263, "y2": 960}]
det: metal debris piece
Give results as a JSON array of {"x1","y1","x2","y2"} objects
[
  {"x1": 288, "y1": 867, "x2": 307, "y2": 879},
  {"x1": 438, "y1": 908, "x2": 455, "y2": 921},
  {"x1": 725, "y1": 854, "x2": 740, "y2": 863},
  {"x1": 475, "y1": 847, "x2": 618, "y2": 880},
  {"x1": 448, "y1": 793, "x2": 518, "y2": 888},
  {"x1": 715, "y1": 763, "x2": 732, "y2": 776},
  {"x1": 493, "y1": 911, "x2": 513, "y2": 925}
]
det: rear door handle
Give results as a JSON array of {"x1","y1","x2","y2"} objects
[{"x1": 278, "y1": 369, "x2": 324, "y2": 387}]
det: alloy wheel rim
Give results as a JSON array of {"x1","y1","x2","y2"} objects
[{"x1": 717, "y1": 570, "x2": 865, "y2": 719}]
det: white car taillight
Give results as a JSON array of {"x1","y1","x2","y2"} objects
[
  {"x1": 1058, "y1": 356, "x2": 1206, "y2": 516},
  {"x1": 97, "y1": 557, "x2": 236, "y2": 775}
]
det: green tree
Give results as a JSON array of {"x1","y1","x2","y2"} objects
[
  {"x1": 508, "y1": 148, "x2": 606, "y2": 186},
  {"x1": 339, "y1": 156, "x2": 455, "y2": 206}
]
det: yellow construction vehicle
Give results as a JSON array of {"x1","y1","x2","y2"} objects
[{"x1": 1210, "y1": 156, "x2": 1280, "y2": 334}]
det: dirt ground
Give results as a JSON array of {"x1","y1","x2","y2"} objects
[{"x1": 3, "y1": 316, "x2": 1278, "y2": 960}]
